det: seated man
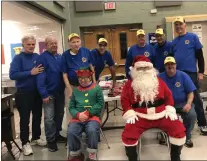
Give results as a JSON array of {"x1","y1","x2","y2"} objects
[
  {"x1": 121, "y1": 55, "x2": 186, "y2": 161},
  {"x1": 67, "y1": 68, "x2": 104, "y2": 161},
  {"x1": 159, "y1": 57, "x2": 197, "y2": 148}
]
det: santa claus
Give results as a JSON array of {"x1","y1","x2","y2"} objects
[{"x1": 121, "y1": 55, "x2": 186, "y2": 161}]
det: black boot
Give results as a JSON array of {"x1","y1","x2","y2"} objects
[
  {"x1": 125, "y1": 146, "x2": 138, "y2": 161},
  {"x1": 170, "y1": 144, "x2": 183, "y2": 161}
]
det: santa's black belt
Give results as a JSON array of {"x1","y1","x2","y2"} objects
[{"x1": 131, "y1": 99, "x2": 164, "y2": 108}]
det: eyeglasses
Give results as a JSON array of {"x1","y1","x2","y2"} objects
[
  {"x1": 78, "y1": 77, "x2": 90, "y2": 81},
  {"x1": 99, "y1": 44, "x2": 107, "y2": 47}
]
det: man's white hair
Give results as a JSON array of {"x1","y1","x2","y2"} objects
[{"x1": 21, "y1": 36, "x2": 36, "y2": 44}]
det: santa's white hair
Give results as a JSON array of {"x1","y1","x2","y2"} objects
[{"x1": 130, "y1": 66, "x2": 159, "y2": 105}]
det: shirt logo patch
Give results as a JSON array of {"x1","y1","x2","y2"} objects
[
  {"x1": 144, "y1": 52, "x2": 150, "y2": 57},
  {"x1": 82, "y1": 57, "x2": 87, "y2": 62},
  {"x1": 33, "y1": 61, "x2": 36, "y2": 64},
  {"x1": 175, "y1": 82, "x2": 181, "y2": 88},
  {"x1": 104, "y1": 60, "x2": 107, "y2": 64},
  {"x1": 164, "y1": 51, "x2": 168, "y2": 56},
  {"x1": 185, "y1": 40, "x2": 190, "y2": 44}
]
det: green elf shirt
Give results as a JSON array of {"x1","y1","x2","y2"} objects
[{"x1": 69, "y1": 83, "x2": 104, "y2": 124}]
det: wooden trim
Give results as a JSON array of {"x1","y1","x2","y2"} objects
[{"x1": 165, "y1": 14, "x2": 207, "y2": 23}]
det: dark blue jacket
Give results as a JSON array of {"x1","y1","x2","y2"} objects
[
  {"x1": 9, "y1": 52, "x2": 39, "y2": 91},
  {"x1": 36, "y1": 51, "x2": 65, "y2": 99}
]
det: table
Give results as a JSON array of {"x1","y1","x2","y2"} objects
[
  {"x1": 1, "y1": 94, "x2": 16, "y2": 139},
  {"x1": 200, "y1": 92, "x2": 207, "y2": 111},
  {"x1": 101, "y1": 95, "x2": 125, "y2": 131}
]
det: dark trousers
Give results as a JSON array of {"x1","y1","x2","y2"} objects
[
  {"x1": 43, "y1": 93, "x2": 65, "y2": 143},
  {"x1": 15, "y1": 90, "x2": 42, "y2": 146},
  {"x1": 183, "y1": 71, "x2": 207, "y2": 126}
]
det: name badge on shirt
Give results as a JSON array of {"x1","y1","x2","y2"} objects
[
  {"x1": 144, "y1": 52, "x2": 150, "y2": 57},
  {"x1": 104, "y1": 60, "x2": 107, "y2": 64},
  {"x1": 33, "y1": 61, "x2": 36, "y2": 64},
  {"x1": 82, "y1": 57, "x2": 87, "y2": 62},
  {"x1": 175, "y1": 82, "x2": 181, "y2": 88},
  {"x1": 185, "y1": 40, "x2": 190, "y2": 44}
]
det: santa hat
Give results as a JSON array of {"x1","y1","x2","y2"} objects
[
  {"x1": 130, "y1": 55, "x2": 153, "y2": 70},
  {"x1": 76, "y1": 67, "x2": 93, "y2": 77}
]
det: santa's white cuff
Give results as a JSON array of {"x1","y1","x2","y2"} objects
[{"x1": 123, "y1": 109, "x2": 136, "y2": 121}]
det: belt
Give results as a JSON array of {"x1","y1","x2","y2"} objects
[{"x1": 131, "y1": 99, "x2": 164, "y2": 108}]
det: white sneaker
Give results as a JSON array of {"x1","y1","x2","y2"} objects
[
  {"x1": 30, "y1": 139, "x2": 47, "y2": 146},
  {"x1": 22, "y1": 142, "x2": 33, "y2": 156}
]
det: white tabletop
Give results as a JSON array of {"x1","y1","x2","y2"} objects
[
  {"x1": 200, "y1": 92, "x2": 207, "y2": 98},
  {"x1": 104, "y1": 95, "x2": 121, "y2": 102}
]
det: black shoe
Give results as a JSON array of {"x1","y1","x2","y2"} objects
[
  {"x1": 47, "y1": 142, "x2": 58, "y2": 152},
  {"x1": 185, "y1": 140, "x2": 193, "y2": 148},
  {"x1": 56, "y1": 135, "x2": 67, "y2": 143},
  {"x1": 200, "y1": 126, "x2": 207, "y2": 136}
]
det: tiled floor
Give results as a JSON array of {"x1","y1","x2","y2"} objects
[{"x1": 2, "y1": 101, "x2": 207, "y2": 160}]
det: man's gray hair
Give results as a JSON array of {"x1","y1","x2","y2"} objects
[
  {"x1": 21, "y1": 36, "x2": 36, "y2": 44},
  {"x1": 45, "y1": 36, "x2": 56, "y2": 46}
]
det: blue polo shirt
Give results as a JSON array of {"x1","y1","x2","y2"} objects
[
  {"x1": 9, "y1": 52, "x2": 39, "y2": 91},
  {"x1": 159, "y1": 70, "x2": 196, "y2": 105},
  {"x1": 91, "y1": 49, "x2": 114, "y2": 81},
  {"x1": 153, "y1": 41, "x2": 173, "y2": 73},
  {"x1": 61, "y1": 47, "x2": 94, "y2": 86},
  {"x1": 172, "y1": 32, "x2": 203, "y2": 72},
  {"x1": 36, "y1": 51, "x2": 65, "y2": 99},
  {"x1": 125, "y1": 44, "x2": 155, "y2": 79}
]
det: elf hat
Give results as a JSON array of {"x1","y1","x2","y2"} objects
[
  {"x1": 130, "y1": 55, "x2": 153, "y2": 70},
  {"x1": 76, "y1": 67, "x2": 93, "y2": 77}
]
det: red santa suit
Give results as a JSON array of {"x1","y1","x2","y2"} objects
[{"x1": 121, "y1": 56, "x2": 186, "y2": 148}]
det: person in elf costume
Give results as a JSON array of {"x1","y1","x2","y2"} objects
[
  {"x1": 67, "y1": 68, "x2": 104, "y2": 161},
  {"x1": 121, "y1": 55, "x2": 186, "y2": 161}
]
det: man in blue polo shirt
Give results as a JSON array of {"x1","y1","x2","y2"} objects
[
  {"x1": 9, "y1": 36, "x2": 45, "y2": 156},
  {"x1": 125, "y1": 29, "x2": 155, "y2": 79},
  {"x1": 172, "y1": 16, "x2": 207, "y2": 135},
  {"x1": 62, "y1": 33, "x2": 96, "y2": 97},
  {"x1": 154, "y1": 28, "x2": 173, "y2": 73},
  {"x1": 159, "y1": 57, "x2": 197, "y2": 148},
  {"x1": 91, "y1": 38, "x2": 116, "y2": 87},
  {"x1": 36, "y1": 36, "x2": 66, "y2": 152}
]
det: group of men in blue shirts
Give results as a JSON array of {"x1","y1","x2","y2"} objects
[
  {"x1": 125, "y1": 16, "x2": 207, "y2": 148},
  {"x1": 9, "y1": 15, "x2": 206, "y2": 158},
  {"x1": 9, "y1": 32, "x2": 116, "y2": 156}
]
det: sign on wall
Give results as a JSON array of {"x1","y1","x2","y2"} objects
[
  {"x1": 104, "y1": 2, "x2": 116, "y2": 10},
  {"x1": 10, "y1": 43, "x2": 23, "y2": 59},
  {"x1": 192, "y1": 24, "x2": 203, "y2": 44},
  {"x1": 148, "y1": 33, "x2": 157, "y2": 45},
  {"x1": 2, "y1": 44, "x2": 5, "y2": 64},
  {"x1": 39, "y1": 42, "x2": 46, "y2": 54}
]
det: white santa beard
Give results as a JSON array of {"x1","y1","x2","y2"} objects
[{"x1": 131, "y1": 68, "x2": 159, "y2": 105}]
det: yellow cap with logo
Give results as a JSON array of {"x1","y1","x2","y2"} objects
[
  {"x1": 98, "y1": 38, "x2": 108, "y2": 44},
  {"x1": 164, "y1": 56, "x2": 176, "y2": 64},
  {"x1": 155, "y1": 28, "x2": 164, "y2": 35},
  {"x1": 68, "y1": 33, "x2": 80, "y2": 41},
  {"x1": 136, "y1": 29, "x2": 145, "y2": 36},
  {"x1": 174, "y1": 16, "x2": 185, "y2": 23}
]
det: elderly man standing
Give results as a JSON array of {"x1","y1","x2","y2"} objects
[
  {"x1": 9, "y1": 36, "x2": 45, "y2": 156},
  {"x1": 125, "y1": 29, "x2": 155, "y2": 79},
  {"x1": 91, "y1": 38, "x2": 116, "y2": 86},
  {"x1": 159, "y1": 57, "x2": 197, "y2": 148},
  {"x1": 36, "y1": 36, "x2": 66, "y2": 152},
  {"x1": 172, "y1": 16, "x2": 207, "y2": 135},
  {"x1": 62, "y1": 33, "x2": 95, "y2": 97},
  {"x1": 153, "y1": 28, "x2": 173, "y2": 73}
]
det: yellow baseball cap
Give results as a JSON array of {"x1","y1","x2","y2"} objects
[
  {"x1": 136, "y1": 29, "x2": 145, "y2": 36},
  {"x1": 98, "y1": 38, "x2": 108, "y2": 44},
  {"x1": 68, "y1": 33, "x2": 80, "y2": 41},
  {"x1": 174, "y1": 16, "x2": 185, "y2": 24},
  {"x1": 155, "y1": 28, "x2": 164, "y2": 35},
  {"x1": 164, "y1": 56, "x2": 176, "y2": 64}
]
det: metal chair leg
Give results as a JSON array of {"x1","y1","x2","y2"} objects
[
  {"x1": 12, "y1": 140, "x2": 22, "y2": 152},
  {"x1": 137, "y1": 138, "x2": 141, "y2": 161},
  {"x1": 100, "y1": 129, "x2": 110, "y2": 149}
]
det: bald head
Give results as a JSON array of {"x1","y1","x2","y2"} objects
[{"x1": 45, "y1": 36, "x2": 58, "y2": 54}]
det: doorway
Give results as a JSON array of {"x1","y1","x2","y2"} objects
[{"x1": 81, "y1": 24, "x2": 142, "y2": 75}]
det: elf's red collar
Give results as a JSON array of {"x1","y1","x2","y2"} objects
[{"x1": 77, "y1": 83, "x2": 96, "y2": 92}]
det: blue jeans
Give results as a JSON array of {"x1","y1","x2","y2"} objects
[
  {"x1": 43, "y1": 93, "x2": 65, "y2": 143},
  {"x1": 183, "y1": 71, "x2": 207, "y2": 126},
  {"x1": 175, "y1": 103, "x2": 197, "y2": 141},
  {"x1": 68, "y1": 120, "x2": 100, "y2": 156}
]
